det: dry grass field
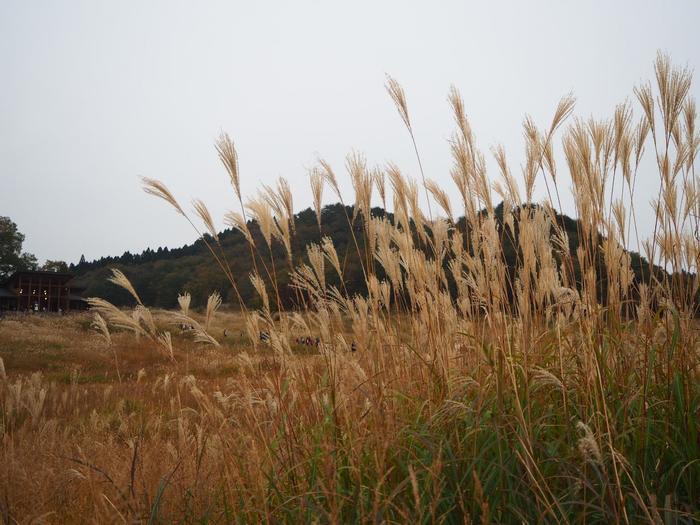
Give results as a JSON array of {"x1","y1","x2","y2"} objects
[
  {"x1": 1, "y1": 53, "x2": 700, "y2": 523},
  {"x1": 1, "y1": 307, "x2": 698, "y2": 523},
  {"x1": 0, "y1": 310, "x2": 334, "y2": 522},
  {"x1": 0, "y1": 310, "x2": 259, "y2": 383}
]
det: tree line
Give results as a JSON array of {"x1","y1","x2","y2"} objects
[{"x1": 65, "y1": 203, "x2": 695, "y2": 312}]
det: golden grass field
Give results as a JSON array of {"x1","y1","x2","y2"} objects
[
  {"x1": 1, "y1": 307, "x2": 698, "y2": 523},
  {"x1": 1, "y1": 53, "x2": 700, "y2": 523},
  {"x1": 0, "y1": 310, "x2": 263, "y2": 383},
  {"x1": 0, "y1": 310, "x2": 334, "y2": 522}
]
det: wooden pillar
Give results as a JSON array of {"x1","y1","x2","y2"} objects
[{"x1": 16, "y1": 275, "x2": 21, "y2": 311}]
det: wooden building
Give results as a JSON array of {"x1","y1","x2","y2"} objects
[{"x1": 0, "y1": 271, "x2": 86, "y2": 312}]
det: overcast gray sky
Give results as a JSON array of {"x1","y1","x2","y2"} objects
[{"x1": 1, "y1": 1, "x2": 699, "y2": 264}]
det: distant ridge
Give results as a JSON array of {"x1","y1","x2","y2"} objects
[{"x1": 71, "y1": 202, "x2": 690, "y2": 311}]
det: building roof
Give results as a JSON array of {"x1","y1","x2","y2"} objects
[{"x1": 2, "y1": 270, "x2": 76, "y2": 287}]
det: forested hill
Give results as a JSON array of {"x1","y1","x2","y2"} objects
[
  {"x1": 70, "y1": 202, "x2": 665, "y2": 310},
  {"x1": 72, "y1": 203, "x2": 371, "y2": 309}
]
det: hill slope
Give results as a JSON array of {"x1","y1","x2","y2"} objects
[{"x1": 71, "y1": 202, "x2": 672, "y2": 310}]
